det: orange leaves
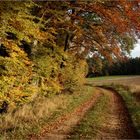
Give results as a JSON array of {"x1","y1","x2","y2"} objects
[
  {"x1": 9, "y1": 19, "x2": 24, "y2": 32},
  {"x1": 2, "y1": 39, "x2": 27, "y2": 59},
  {"x1": 88, "y1": 1, "x2": 139, "y2": 33},
  {"x1": 75, "y1": 0, "x2": 140, "y2": 62}
]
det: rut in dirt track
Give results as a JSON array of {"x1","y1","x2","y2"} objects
[
  {"x1": 30, "y1": 87, "x2": 139, "y2": 140},
  {"x1": 30, "y1": 88, "x2": 102, "y2": 140},
  {"x1": 96, "y1": 87, "x2": 139, "y2": 139}
]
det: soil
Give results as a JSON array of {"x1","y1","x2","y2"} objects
[{"x1": 95, "y1": 87, "x2": 139, "y2": 139}]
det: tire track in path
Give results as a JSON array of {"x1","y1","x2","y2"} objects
[
  {"x1": 30, "y1": 88, "x2": 102, "y2": 140},
  {"x1": 95, "y1": 87, "x2": 139, "y2": 139},
  {"x1": 30, "y1": 87, "x2": 139, "y2": 139}
]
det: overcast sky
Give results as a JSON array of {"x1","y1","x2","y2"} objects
[{"x1": 131, "y1": 39, "x2": 140, "y2": 58}]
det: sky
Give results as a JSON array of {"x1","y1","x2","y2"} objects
[{"x1": 131, "y1": 39, "x2": 140, "y2": 58}]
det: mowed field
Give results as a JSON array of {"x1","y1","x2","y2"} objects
[{"x1": 87, "y1": 76, "x2": 140, "y2": 86}]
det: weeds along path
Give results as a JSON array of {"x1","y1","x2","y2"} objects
[
  {"x1": 30, "y1": 88, "x2": 102, "y2": 140},
  {"x1": 95, "y1": 87, "x2": 138, "y2": 139}
]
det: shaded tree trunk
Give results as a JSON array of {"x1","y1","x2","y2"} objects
[{"x1": 64, "y1": 33, "x2": 69, "y2": 51}]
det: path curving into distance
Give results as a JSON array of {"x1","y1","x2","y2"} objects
[
  {"x1": 95, "y1": 87, "x2": 138, "y2": 139},
  {"x1": 30, "y1": 87, "x2": 139, "y2": 140}
]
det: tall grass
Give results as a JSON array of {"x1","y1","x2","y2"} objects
[
  {"x1": 0, "y1": 94, "x2": 69, "y2": 139},
  {"x1": 0, "y1": 85, "x2": 95, "y2": 139}
]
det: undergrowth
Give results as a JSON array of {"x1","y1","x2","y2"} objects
[{"x1": 0, "y1": 85, "x2": 94, "y2": 140}]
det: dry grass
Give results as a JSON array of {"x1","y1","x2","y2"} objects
[
  {"x1": 0, "y1": 85, "x2": 95, "y2": 139},
  {"x1": 0, "y1": 94, "x2": 69, "y2": 139},
  {"x1": 88, "y1": 76, "x2": 140, "y2": 86},
  {"x1": 89, "y1": 76, "x2": 140, "y2": 102},
  {"x1": 127, "y1": 85, "x2": 140, "y2": 101},
  {"x1": 128, "y1": 85, "x2": 140, "y2": 93}
]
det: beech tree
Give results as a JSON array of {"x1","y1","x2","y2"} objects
[{"x1": 0, "y1": 0, "x2": 140, "y2": 110}]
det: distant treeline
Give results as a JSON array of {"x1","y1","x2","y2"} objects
[
  {"x1": 108, "y1": 57, "x2": 140, "y2": 75},
  {"x1": 87, "y1": 57, "x2": 140, "y2": 77}
]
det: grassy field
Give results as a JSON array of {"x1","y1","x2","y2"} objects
[{"x1": 87, "y1": 75, "x2": 140, "y2": 86}]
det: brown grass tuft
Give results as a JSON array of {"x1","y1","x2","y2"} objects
[
  {"x1": 0, "y1": 94, "x2": 69, "y2": 137},
  {"x1": 125, "y1": 85, "x2": 140, "y2": 101}
]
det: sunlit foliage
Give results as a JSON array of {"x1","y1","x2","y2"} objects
[{"x1": 0, "y1": 0, "x2": 140, "y2": 111}]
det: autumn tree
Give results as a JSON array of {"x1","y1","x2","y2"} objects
[
  {"x1": 0, "y1": 0, "x2": 140, "y2": 111},
  {"x1": 69, "y1": 0, "x2": 140, "y2": 74}
]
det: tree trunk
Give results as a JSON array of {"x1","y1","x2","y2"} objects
[{"x1": 64, "y1": 33, "x2": 69, "y2": 51}]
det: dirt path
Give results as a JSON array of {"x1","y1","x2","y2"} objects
[
  {"x1": 30, "y1": 87, "x2": 138, "y2": 139},
  {"x1": 30, "y1": 88, "x2": 102, "y2": 140},
  {"x1": 95, "y1": 87, "x2": 138, "y2": 139}
]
